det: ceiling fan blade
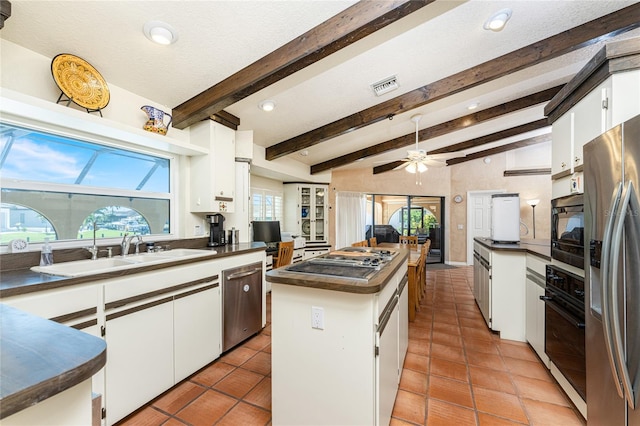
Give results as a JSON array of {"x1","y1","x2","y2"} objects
[
  {"x1": 423, "y1": 159, "x2": 447, "y2": 168},
  {"x1": 393, "y1": 161, "x2": 412, "y2": 171},
  {"x1": 428, "y1": 152, "x2": 466, "y2": 160}
]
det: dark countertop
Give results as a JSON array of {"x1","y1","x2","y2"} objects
[
  {"x1": 266, "y1": 247, "x2": 409, "y2": 294},
  {"x1": 0, "y1": 304, "x2": 107, "y2": 420},
  {"x1": 0, "y1": 242, "x2": 266, "y2": 420},
  {"x1": 0, "y1": 242, "x2": 267, "y2": 298},
  {"x1": 474, "y1": 237, "x2": 551, "y2": 260}
]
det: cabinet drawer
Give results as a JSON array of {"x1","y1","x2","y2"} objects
[
  {"x1": 3, "y1": 284, "x2": 98, "y2": 321},
  {"x1": 526, "y1": 253, "x2": 547, "y2": 276}
]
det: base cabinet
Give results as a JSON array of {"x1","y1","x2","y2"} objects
[
  {"x1": 174, "y1": 285, "x2": 221, "y2": 382},
  {"x1": 271, "y1": 262, "x2": 407, "y2": 425},
  {"x1": 473, "y1": 240, "x2": 527, "y2": 342},
  {"x1": 525, "y1": 254, "x2": 549, "y2": 366},
  {"x1": 105, "y1": 301, "x2": 175, "y2": 424},
  {"x1": 473, "y1": 242, "x2": 491, "y2": 328}
]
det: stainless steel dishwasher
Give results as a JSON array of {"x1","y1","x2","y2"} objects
[{"x1": 222, "y1": 262, "x2": 263, "y2": 352}]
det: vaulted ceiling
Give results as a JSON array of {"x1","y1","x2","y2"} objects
[{"x1": 2, "y1": 1, "x2": 639, "y2": 180}]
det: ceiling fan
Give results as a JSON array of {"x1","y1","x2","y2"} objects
[{"x1": 393, "y1": 114, "x2": 465, "y2": 173}]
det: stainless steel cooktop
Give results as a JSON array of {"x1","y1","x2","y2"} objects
[{"x1": 284, "y1": 247, "x2": 397, "y2": 280}]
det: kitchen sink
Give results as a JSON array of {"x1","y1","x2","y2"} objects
[{"x1": 30, "y1": 248, "x2": 214, "y2": 277}]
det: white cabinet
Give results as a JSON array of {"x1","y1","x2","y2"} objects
[
  {"x1": 303, "y1": 246, "x2": 330, "y2": 260},
  {"x1": 101, "y1": 261, "x2": 226, "y2": 425},
  {"x1": 525, "y1": 254, "x2": 549, "y2": 366},
  {"x1": 472, "y1": 239, "x2": 527, "y2": 342},
  {"x1": 190, "y1": 120, "x2": 236, "y2": 213},
  {"x1": 284, "y1": 183, "x2": 328, "y2": 243},
  {"x1": 473, "y1": 242, "x2": 491, "y2": 328},
  {"x1": 105, "y1": 299, "x2": 175, "y2": 424},
  {"x1": 550, "y1": 68, "x2": 640, "y2": 198},
  {"x1": 271, "y1": 260, "x2": 407, "y2": 425},
  {"x1": 292, "y1": 248, "x2": 304, "y2": 263},
  {"x1": 174, "y1": 284, "x2": 221, "y2": 382}
]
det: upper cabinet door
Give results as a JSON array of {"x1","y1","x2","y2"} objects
[{"x1": 189, "y1": 120, "x2": 236, "y2": 213}]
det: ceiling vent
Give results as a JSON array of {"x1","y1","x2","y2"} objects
[{"x1": 371, "y1": 75, "x2": 398, "y2": 97}]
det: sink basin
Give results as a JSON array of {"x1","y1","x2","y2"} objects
[
  {"x1": 31, "y1": 257, "x2": 137, "y2": 277},
  {"x1": 30, "y1": 248, "x2": 215, "y2": 277}
]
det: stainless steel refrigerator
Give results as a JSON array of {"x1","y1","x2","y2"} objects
[{"x1": 584, "y1": 113, "x2": 640, "y2": 425}]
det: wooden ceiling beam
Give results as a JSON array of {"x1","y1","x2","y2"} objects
[
  {"x1": 372, "y1": 119, "x2": 549, "y2": 174},
  {"x1": 310, "y1": 85, "x2": 561, "y2": 174},
  {"x1": 267, "y1": 4, "x2": 640, "y2": 161},
  {"x1": 446, "y1": 133, "x2": 551, "y2": 166},
  {"x1": 429, "y1": 119, "x2": 549, "y2": 155},
  {"x1": 171, "y1": 0, "x2": 433, "y2": 130}
]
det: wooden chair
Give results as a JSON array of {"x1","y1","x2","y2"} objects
[
  {"x1": 351, "y1": 240, "x2": 368, "y2": 247},
  {"x1": 420, "y1": 239, "x2": 431, "y2": 300},
  {"x1": 399, "y1": 235, "x2": 418, "y2": 250},
  {"x1": 414, "y1": 248, "x2": 425, "y2": 312},
  {"x1": 369, "y1": 237, "x2": 378, "y2": 247},
  {"x1": 274, "y1": 240, "x2": 294, "y2": 268}
]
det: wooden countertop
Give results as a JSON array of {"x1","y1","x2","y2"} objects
[
  {"x1": 0, "y1": 242, "x2": 267, "y2": 298},
  {"x1": 0, "y1": 304, "x2": 107, "y2": 420},
  {"x1": 474, "y1": 237, "x2": 551, "y2": 260},
  {"x1": 266, "y1": 247, "x2": 409, "y2": 294}
]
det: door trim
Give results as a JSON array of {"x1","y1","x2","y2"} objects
[{"x1": 466, "y1": 189, "x2": 505, "y2": 265}]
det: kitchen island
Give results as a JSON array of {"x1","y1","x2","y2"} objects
[{"x1": 267, "y1": 247, "x2": 408, "y2": 426}]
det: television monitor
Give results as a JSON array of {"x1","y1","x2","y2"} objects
[{"x1": 252, "y1": 221, "x2": 282, "y2": 249}]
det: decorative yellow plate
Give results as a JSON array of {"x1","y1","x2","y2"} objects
[{"x1": 51, "y1": 53, "x2": 110, "y2": 110}]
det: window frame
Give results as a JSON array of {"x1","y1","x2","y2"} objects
[{"x1": 0, "y1": 119, "x2": 179, "y2": 251}]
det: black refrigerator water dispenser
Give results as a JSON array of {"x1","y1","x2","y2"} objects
[{"x1": 207, "y1": 213, "x2": 225, "y2": 247}]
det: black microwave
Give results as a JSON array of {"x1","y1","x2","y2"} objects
[{"x1": 551, "y1": 194, "x2": 584, "y2": 269}]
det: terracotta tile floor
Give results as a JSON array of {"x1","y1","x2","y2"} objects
[{"x1": 117, "y1": 266, "x2": 586, "y2": 426}]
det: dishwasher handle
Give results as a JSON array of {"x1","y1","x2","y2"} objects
[{"x1": 226, "y1": 268, "x2": 262, "y2": 280}]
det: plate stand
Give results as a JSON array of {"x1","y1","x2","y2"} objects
[{"x1": 56, "y1": 92, "x2": 104, "y2": 117}]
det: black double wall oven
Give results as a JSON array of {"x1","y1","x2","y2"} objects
[
  {"x1": 543, "y1": 194, "x2": 586, "y2": 401},
  {"x1": 542, "y1": 265, "x2": 586, "y2": 400}
]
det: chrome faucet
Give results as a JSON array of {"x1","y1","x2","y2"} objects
[
  {"x1": 86, "y1": 220, "x2": 99, "y2": 260},
  {"x1": 121, "y1": 233, "x2": 144, "y2": 256},
  {"x1": 133, "y1": 235, "x2": 144, "y2": 254}
]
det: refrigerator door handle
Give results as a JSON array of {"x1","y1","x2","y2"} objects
[
  {"x1": 601, "y1": 181, "x2": 625, "y2": 399},
  {"x1": 610, "y1": 180, "x2": 638, "y2": 409}
]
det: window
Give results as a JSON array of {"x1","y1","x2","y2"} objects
[
  {"x1": 0, "y1": 123, "x2": 173, "y2": 245},
  {"x1": 251, "y1": 188, "x2": 283, "y2": 222},
  {"x1": 0, "y1": 203, "x2": 56, "y2": 243}
]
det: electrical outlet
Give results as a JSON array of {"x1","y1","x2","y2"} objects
[{"x1": 311, "y1": 306, "x2": 324, "y2": 330}]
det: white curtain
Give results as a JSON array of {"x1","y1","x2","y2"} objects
[{"x1": 336, "y1": 192, "x2": 367, "y2": 249}]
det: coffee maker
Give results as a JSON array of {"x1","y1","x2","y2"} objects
[{"x1": 207, "y1": 213, "x2": 225, "y2": 247}]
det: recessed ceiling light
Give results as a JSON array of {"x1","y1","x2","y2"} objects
[
  {"x1": 143, "y1": 21, "x2": 178, "y2": 45},
  {"x1": 467, "y1": 102, "x2": 479, "y2": 110},
  {"x1": 299, "y1": 149, "x2": 309, "y2": 156},
  {"x1": 259, "y1": 100, "x2": 276, "y2": 112},
  {"x1": 483, "y1": 8, "x2": 512, "y2": 32}
]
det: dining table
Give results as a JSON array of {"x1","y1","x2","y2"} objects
[{"x1": 379, "y1": 242, "x2": 423, "y2": 321}]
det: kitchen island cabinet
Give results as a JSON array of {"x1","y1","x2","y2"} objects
[
  {"x1": 473, "y1": 238, "x2": 550, "y2": 342},
  {"x1": 267, "y1": 248, "x2": 408, "y2": 426}
]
